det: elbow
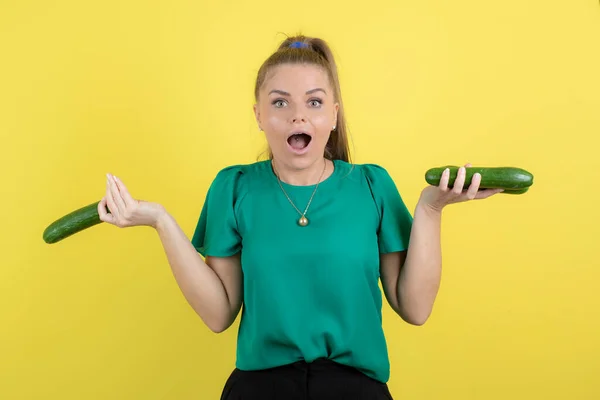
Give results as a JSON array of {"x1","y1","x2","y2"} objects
[
  {"x1": 402, "y1": 313, "x2": 430, "y2": 326},
  {"x1": 198, "y1": 311, "x2": 235, "y2": 334},
  {"x1": 206, "y1": 319, "x2": 232, "y2": 334},
  {"x1": 396, "y1": 287, "x2": 438, "y2": 326},
  {"x1": 208, "y1": 325, "x2": 228, "y2": 334},
  {"x1": 206, "y1": 313, "x2": 236, "y2": 333},
  {"x1": 192, "y1": 301, "x2": 240, "y2": 334},
  {"x1": 396, "y1": 304, "x2": 433, "y2": 326}
]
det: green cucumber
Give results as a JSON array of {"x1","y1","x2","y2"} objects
[
  {"x1": 501, "y1": 187, "x2": 530, "y2": 195},
  {"x1": 43, "y1": 201, "x2": 109, "y2": 244},
  {"x1": 425, "y1": 166, "x2": 533, "y2": 191}
]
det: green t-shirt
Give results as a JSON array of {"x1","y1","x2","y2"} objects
[{"x1": 191, "y1": 159, "x2": 413, "y2": 383}]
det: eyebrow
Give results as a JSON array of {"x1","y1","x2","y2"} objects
[{"x1": 268, "y1": 88, "x2": 327, "y2": 96}]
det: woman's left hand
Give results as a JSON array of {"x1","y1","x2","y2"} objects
[{"x1": 418, "y1": 163, "x2": 503, "y2": 213}]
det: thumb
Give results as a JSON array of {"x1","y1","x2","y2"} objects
[{"x1": 98, "y1": 197, "x2": 115, "y2": 224}]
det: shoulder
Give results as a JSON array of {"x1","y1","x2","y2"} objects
[
  {"x1": 209, "y1": 160, "x2": 271, "y2": 192},
  {"x1": 347, "y1": 163, "x2": 413, "y2": 238},
  {"x1": 358, "y1": 163, "x2": 394, "y2": 181},
  {"x1": 209, "y1": 161, "x2": 270, "y2": 202},
  {"x1": 339, "y1": 161, "x2": 397, "y2": 190},
  {"x1": 338, "y1": 162, "x2": 407, "y2": 211},
  {"x1": 211, "y1": 161, "x2": 261, "y2": 181}
]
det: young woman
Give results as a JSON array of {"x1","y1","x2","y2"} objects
[{"x1": 99, "y1": 35, "x2": 502, "y2": 399}]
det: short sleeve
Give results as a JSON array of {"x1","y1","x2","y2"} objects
[
  {"x1": 363, "y1": 164, "x2": 413, "y2": 254},
  {"x1": 191, "y1": 166, "x2": 245, "y2": 257}
]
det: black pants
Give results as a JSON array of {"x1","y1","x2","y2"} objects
[{"x1": 220, "y1": 358, "x2": 394, "y2": 400}]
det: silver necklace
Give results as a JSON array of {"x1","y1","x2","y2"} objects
[{"x1": 274, "y1": 160, "x2": 327, "y2": 227}]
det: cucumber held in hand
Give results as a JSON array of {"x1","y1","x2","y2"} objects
[
  {"x1": 501, "y1": 187, "x2": 530, "y2": 195},
  {"x1": 425, "y1": 166, "x2": 534, "y2": 192},
  {"x1": 43, "y1": 201, "x2": 110, "y2": 244}
]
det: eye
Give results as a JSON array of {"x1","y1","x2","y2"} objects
[
  {"x1": 308, "y1": 98, "x2": 323, "y2": 107},
  {"x1": 272, "y1": 99, "x2": 287, "y2": 108}
]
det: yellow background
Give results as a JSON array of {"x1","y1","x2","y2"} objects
[{"x1": 1, "y1": 0, "x2": 599, "y2": 398}]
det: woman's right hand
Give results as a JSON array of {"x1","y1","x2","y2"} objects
[{"x1": 99, "y1": 173, "x2": 166, "y2": 229}]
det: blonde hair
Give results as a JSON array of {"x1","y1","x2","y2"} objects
[{"x1": 254, "y1": 35, "x2": 351, "y2": 163}]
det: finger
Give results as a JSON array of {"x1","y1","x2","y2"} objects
[
  {"x1": 107, "y1": 173, "x2": 126, "y2": 215},
  {"x1": 439, "y1": 168, "x2": 450, "y2": 191},
  {"x1": 98, "y1": 196, "x2": 115, "y2": 224},
  {"x1": 465, "y1": 162, "x2": 472, "y2": 168},
  {"x1": 466, "y1": 172, "x2": 481, "y2": 199},
  {"x1": 453, "y1": 166, "x2": 466, "y2": 194},
  {"x1": 113, "y1": 175, "x2": 136, "y2": 208},
  {"x1": 105, "y1": 175, "x2": 120, "y2": 218},
  {"x1": 475, "y1": 188, "x2": 503, "y2": 199}
]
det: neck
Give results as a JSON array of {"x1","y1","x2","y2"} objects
[{"x1": 272, "y1": 157, "x2": 330, "y2": 186}]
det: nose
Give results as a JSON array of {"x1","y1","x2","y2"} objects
[
  {"x1": 289, "y1": 105, "x2": 307, "y2": 124},
  {"x1": 291, "y1": 116, "x2": 307, "y2": 124}
]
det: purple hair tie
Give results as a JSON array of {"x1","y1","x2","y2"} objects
[{"x1": 289, "y1": 41, "x2": 309, "y2": 49}]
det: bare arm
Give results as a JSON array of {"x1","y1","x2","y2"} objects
[
  {"x1": 380, "y1": 203, "x2": 441, "y2": 326},
  {"x1": 380, "y1": 165, "x2": 502, "y2": 326},
  {"x1": 100, "y1": 173, "x2": 242, "y2": 334},
  {"x1": 155, "y1": 211, "x2": 243, "y2": 333}
]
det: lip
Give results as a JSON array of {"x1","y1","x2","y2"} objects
[{"x1": 286, "y1": 131, "x2": 313, "y2": 155}]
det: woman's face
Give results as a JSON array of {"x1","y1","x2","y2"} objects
[{"x1": 254, "y1": 63, "x2": 339, "y2": 172}]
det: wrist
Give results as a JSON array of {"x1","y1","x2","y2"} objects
[
  {"x1": 153, "y1": 205, "x2": 170, "y2": 231},
  {"x1": 415, "y1": 199, "x2": 443, "y2": 219}
]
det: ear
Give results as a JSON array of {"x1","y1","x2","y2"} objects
[
  {"x1": 253, "y1": 103, "x2": 262, "y2": 130},
  {"x1": 333, "y1": 102, "x2": 339, "y2": 128}
]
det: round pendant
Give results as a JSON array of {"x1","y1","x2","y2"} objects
[{"x1": 298, "y1": 216, "x2": 309, "y2": 226}]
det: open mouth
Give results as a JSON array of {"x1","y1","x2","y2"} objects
[{"x1": 287, "y1": 132, "x2": 312, "y2": 152}]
